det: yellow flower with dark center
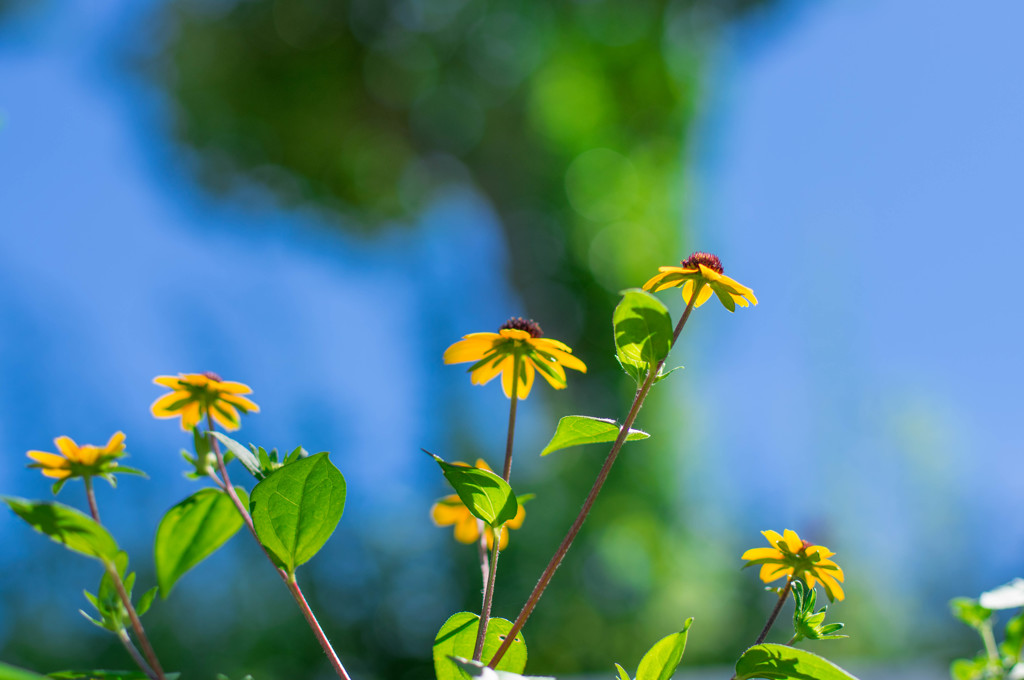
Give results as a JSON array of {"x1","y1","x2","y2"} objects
[
  {"x1": 642, "y1": 251, "x2": 758, "y2": 312},
  {"x1": 430, "y1": 459, "x2": 526, "y2": 550},
  {"x1": 150, "y1": 372, "x2": 260, "y2": 431},
  {"x1": 443, "y1": 318, "x2": 587, "y2": 399},
  {"x1": 742, "y1": 529, "x2": 845, "y2": 601},
  {"x1": 26, "y1": 432, "x2": 126, "y2": 480}
]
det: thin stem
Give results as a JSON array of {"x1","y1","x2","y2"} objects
[
  {"x1": 473, "y1": 531, "x2": 503, "y2": 661},
  {"x1": 981, "y1": 621, "x2": 1000, "y2": 664},
  {"x1": 84, "y1": 476, "x2": 101, "y2": 524},
  {"x1": 106, "y1": 550, "x2": 167, "y2": 679},
  {"x1": 117, "y1": 628, "x2": 155, "y2": 679},
  {"x1": 489, "y1": 293, "x2": 700, "y2": 668},
  {"x1": 753, "y1": 578, "x2": 793, "y2": 646},
  {"x1": 204, "y1": 414, "x2": 353, "y2": 680},
  {"x1": 502, "y1": 354, "x2": 521, "y2": 481},
  {"x1": 286, "y1": 575, "x2": 353, "y2": 680},
  {"x1": 84, "y1": 478, "x2": 166, "y2": 680},
  {"x1": 474, "y1": 360, "x2": 520, "y2": 661},
  {"x1": 476, "y1": 521, "x2": 491, "y2": 591}
]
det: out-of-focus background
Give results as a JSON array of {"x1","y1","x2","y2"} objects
[{"x1": 1, "y1": 0, "x2": 1021, "y2": 677}]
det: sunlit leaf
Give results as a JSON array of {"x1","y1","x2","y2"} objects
[
  {"x1": 249, "y1": 452, "x2": 345, "y2": 574},
  {"x1": 540, "y1": 415, "x2": 649, "y2": 456},
  {"x1": 433, "y1": 612, "x2": 526, "y2": 680},
  {"x1": 449, "y1": 658, "x2": 552, "y2": 680},
  {"x1": 3, "y1": 497, "x2": 118, "y2": 564},
  {"x1": 734, "y1": 644, "x2": 860, "y2": 680},
  {"x1": 614, "y1": 663, "x2": 631, "y2": 680},
  {"x1": 154, "y1": 487, "x2": 247, "y2": 598},
  {"x1": 636, "y1": 618, "x2": 692, "y2": 680},
  {"x1": 0, "y1": 661, "x2": 49, "y2": 679},
  {"x1": 613, "y1": 289, "x2": 673, "y2": 383},
  {"x1": 209, "y1": 432, "x2": 262, "y2": 478},
  {"x1": 428, "y1": 452, "x2": 518, "y2": 527}
]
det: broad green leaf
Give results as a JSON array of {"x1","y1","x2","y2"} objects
[
  {"x1": 636, "y1": 618, "x2": 692, "y2": 680},
  {"x1": 449, "y1": 658, "x2": 552, "y2": 680},
  {"x1": 433, "y1": 612, "x2": 527, "y2": 680},
  {"x1": 209, "y1": 432, "x2": 262, "y2": 478},
  {"x1": 734, "y1": 644, "x2": 860, "y2": 680},
  {"x1": 154, "y1": 487, "x2": 247, "y2": 597},
  {"x1": 0, "y1": 661, "x2": 49, "y2": 680},
  {"x1": 249, "y1": 452, "x2": 345, "y2": 574},
  {"x1": 614, "y1": 663, "x2": 631, "y2": 680},
  {"x1": 3, "y1": 497, "x2": 118, "y2": 564},
  {"x1": 428, "y1": 453, "x2": 518, "y2": 527},
  {"x1": 613, "y1": 289, "x2": 673, "y2": 383},
  {"x1": 540, "y1": 416, "x2": 649, "y2": 456}
]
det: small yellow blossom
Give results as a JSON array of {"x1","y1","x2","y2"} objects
[
  {"x1": 26, "y1": 432, "x2": 126, "y2": 480},
  {"x1": 642, "y1": 251, "x2": 757, "y2": 312},
  {"x1": 430, "y1": 459, "x2": 526, "y2": 550},
  {"x1": 443, "y1": 318, "x2": 586, "y2": 399},
  {"x1": 742, "y1": 529, "x2": 845, "y2": 601},
  {"x1": 150, "y1": 372, "x2": 259, "y2": 431}
]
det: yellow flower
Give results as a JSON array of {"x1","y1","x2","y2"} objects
[
  {"x1": 26, "y1": 432, "x2": 126, "y2": 480},
  {"x1": 150, "y1": 372, "x2": 260, "y2": 431},
  {"x1": 430, "y1": 459, "x2": 526, "y2": 550},
  {"x1": 443, "y1": 318, "x2": 587, "y2": 399},
  {"x1": 642, "y1": 251, "x2": 757, "y2": 312},
  {"x1": 742, "y1": 529, "x2": 845, "y2": 602}
]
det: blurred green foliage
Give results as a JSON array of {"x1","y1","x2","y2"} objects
[{"x1": 140, "y1": 0, "x2": 780, "y2": 677}]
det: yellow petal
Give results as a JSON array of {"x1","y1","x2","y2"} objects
[
  {"x1": 179, "y1": 402, "x2": 202, "y2": 431},
  {"x1": 431, "y1": 496, "x2": 467, "y2": 526},
  {"x1": 535, "y1": 345, "x2": 587, "y2": 373},
  {"x1": 741, "y1": 547, "x2": 781, "y2": 561},
  {"x1": 150, "y1": 391, "x2": 192, "y2": 417},
  {"x1": 470, "y1": 355, "x2": 509, "y2": 386},
  {"x1": 214, "y1": 380, "x2": 254, "y2": 394},
  {"x1": 817, "y1": 560, "x2": 845, "y2": 582},
  {"x1": 26, "y1": 451, "x2": 68, "y2": 468},
  {"x1": 103, "y1": 431, "x2": 126, "y2": 454},
  {"x1": 473, "y1": 459, "x2": 494, "y2": 473},
  {"x1": 515, "y1": 359, "x2": 536, "y2": 399},
  {"x1": 761, "y1": 530, "x2": 784, "y2": 546},
  {"x1": 54, "y1": 436, "x2": 79, "y2": 459},
  {"x1": 807, "y1": 545, "x2": 835, "y2": 560},
  {"x1": 454, "y1": 516, "x2": 482, "y2": 544},
  {"x1": 498, "y1": 328, "x2": 532, "y2": 340},
  {"x1": 153, "y1": 375, "x2": 183, "y2": 388},
  {"x1": 501, "y1": 357, "x2": 522, "y2": 398},
  {"x1": 759, "y1": 563, "x2": 790, "y2": 583},
  {"x1": 682, "y1": 280, "x2": 714, "y2": 307},
  {"x1": 75, "y1": 445, "x2": 102, "y2": 465},
  {"x1": 444, "y1": 335, "x2": 499, "y2": 364},
  {"x1": 220, "y1": 393, "x2": 261, "y2": 413},
  {"x1": 506, "y1": 503, "x2": 526, "y2": 530},
  {"x1": 531, "y1": 337, "x2": 572, "y2": 353},
  {"x1": 817, "y1": 572, "x2": 845, "y2": 601},
  {"x1": 495, "y1": 526, "x2": 510, "y2": 551},
  {"x1": 782, "y1": 529, "x2": 803, "y2": 553},
  {"x1": 210, "y1": 402, "x2": 242, "y2": 431},
  {"x1": 41, "y1": 467, "x2": 72, "y2": 479},
  {"x1": 530, "y1": 357, "x2": 566, "y2": 391}
]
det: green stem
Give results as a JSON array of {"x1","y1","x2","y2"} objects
[
  {"x1": 117, "y1": 628, "x2": 155, "y2": 679},
  {"x1": 754, "y1": 578, "x2": 794, "y2": 645},
  {"x1": 473, "y1": 529, "x2": 503, "y2": 661},
  {"x1": 474, "y1": 358, "x2": 520, "y2": 661},
  {"x1": 84, "y1": 476, "x2": 101, "y2": 525},
  {"x1": 476, "y1": 521, "x2": 491, "y2": 591},
  {"x1": 489, "y1": 292, "x2": 700, "y2": 668},
  {"x1": 205, "y1": 414, "x2": 353, "y2": 680}
]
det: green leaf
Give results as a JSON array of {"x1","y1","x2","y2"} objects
[
  {"x1": 0, "y1": 661, "x2": 50, "y2": 680},
  {"x1": 1003, "y1": 611, "x2": 1024, "y2": 662},
  {"x1": 540, "y1": 416, "x2": 650, "y2": 456},
  {"x1": 154, "y1": 487, "x2": 248, "y2": 598},
  {"x1": 136, "y1": 586, "x2": 158, "y2": 617},
  {"x1": 636, "y1": 618, "x2": 692, "y2": 680},
  {"x1": 433, "y1": 612, "x2": 527, "y2": 680},
  {"x1": 3, "y1": 497, "x2": 119, "y2": 564},
  {"x1": 614, "y1": 663, "x2": 631, "y2": 680},
  {"x1": 249, "y1": 452, "x2": 346, "y2": 574},
  {"x1": 613, "y1": 289, "x2": 673, "y2": 383},
  {"x1": 209, "y1": 432, "x2": 262, "y2": 478},
  {"x1": 428, "y1": 452, "x2": 518, "y2": 527},
  {"x1": 951, "y1": 598, "x2": 993, "y2": 629},
  {"x1": 448, "y1": 658, "x2": 552, "y2": 680},
  {"x1": 735, "y1": 644, "x2": 860, "y2": 680}
]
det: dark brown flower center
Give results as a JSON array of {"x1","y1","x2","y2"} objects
[
  {"x1": 202, "y1": 371, "x2": 223, "y2": 382},
  {"x1": 681, "y1": 251, "x2": 724, "y2": 274},
  {"x1": 500, "y1": 317, "x2": 543, "y2": 338}
]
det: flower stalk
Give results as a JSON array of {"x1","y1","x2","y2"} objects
[
  {"x1": 204, "y1": 414, "x2": 353, "y2": 680},
  {"x1": 489, "y1": 291, "x2": 701, "y2": 668}
]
